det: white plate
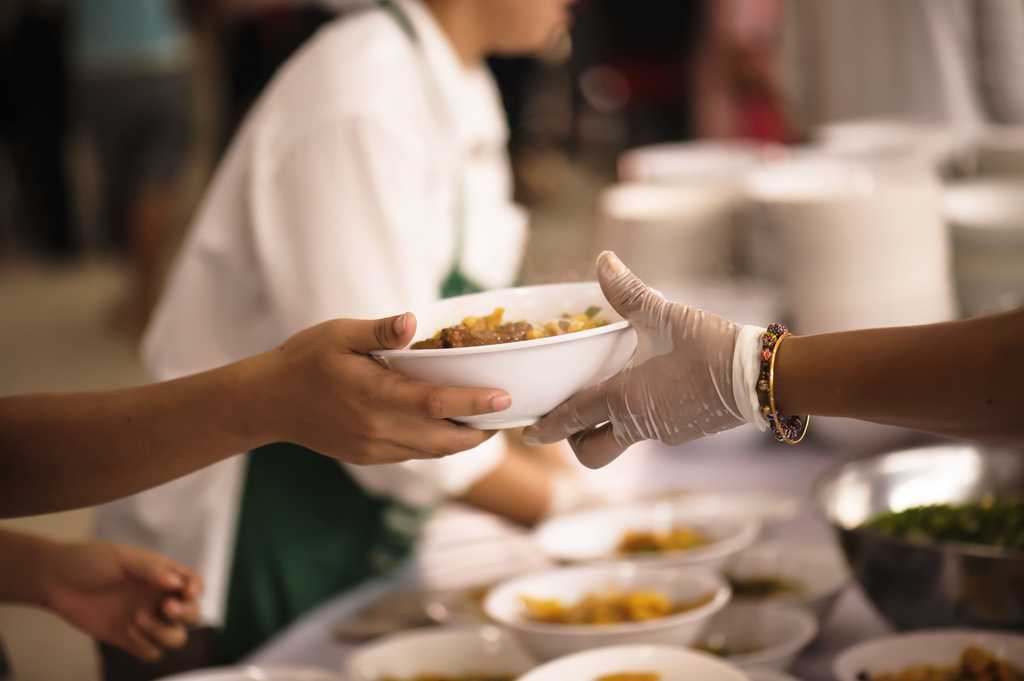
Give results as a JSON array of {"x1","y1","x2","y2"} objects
[
  {"x1": 533, "y1": 502, "x2": 760, "y2": 571},
  {"x1": 374, "y1": 283, "x2": 636, "y2": 429},
  {"x1": 484, "y1": 562, "x2": 729, "y2": 661},
  {"x1": 834, "y1": 629, "x2": 1024, "y2": 681},
  {"x1": 346, "y1": 626, "x2": 535, "y2": 681},
  {"x1": 517, "y1": 644, "x2": 750, "y2": 681},
  {"x1": 155, "y1": 667, "x2": 342, "y2": 681}
]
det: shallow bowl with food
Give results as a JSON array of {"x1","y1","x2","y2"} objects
[
  {"x1": 373, "y1": 283, "x2": 635, "y2": 429},
  {"x1": 695, "y1": 604, "x2": 818, "y2": 670},
  {"x1": 483, "y1": 562, "x2": 729, "y2": 661},
  {"x1": 155, "y1": 668, "x2": 343, "y2": 681},
  {"x1": 516, "y1": 644, "x2": 750, "y2": 681}
]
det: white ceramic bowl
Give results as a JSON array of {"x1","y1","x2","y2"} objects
[
  {"x1": 834, "y1": 630, "x2": 1024, "y2": 681},
  {"x1": 483, "y1": 563, "x2": 730, "y2": 661},
  {"x1": 725, "y1": 542, "x2": 849, "y2": 623},
  {"x1": 517, "y1": 644, "x2": 750, "y2": 681},
  {"x1": 345, "y1": 626, "x2": 536, "y2": 681},
  {"x1": 374, "y1": 283, "x2": 635, "y2": 429},
  {"x1": 697, "y1": 605, "x2": 818, "y2": 670},
  {"x1": 533, "y1": 502, "x2": 760, "y2": 571},
  {"x1": 155, "y1": 668, "x2": 342, "y2": 681},
  {"x1": 746, "y1": 669, "x2": 802, "y2": 681}
]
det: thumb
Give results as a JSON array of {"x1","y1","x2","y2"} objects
[
  {"x1": 338, "y1": 313, "x2": 418, "y2": 354},
  {"x1": 596, "y1": 251, "x2": 665, "y2": 330}
]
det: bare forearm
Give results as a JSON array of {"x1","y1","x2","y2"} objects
[
  {"x1": 457, "y1": 453, "x2": 553, "y2": 527},
  {"x1": 775, "y1": 309, "x2": 1024, "y2": 442},
  {"x1": 0, "y1": 357, "x2": 270, "y2": 518}
]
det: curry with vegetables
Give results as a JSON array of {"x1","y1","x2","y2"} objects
[
  {"x1": 865, "y1": 499, "x2": 1024, "y2": 551},
  {"x1": 616, "y1": 526, "x2": 711, "y2": 555},
  {"x1": 520, "y1": 590, "x2": 714, "y2": 625},
  {"x1": 411, "y1": 307, "x2": 608, "y2": 349},
  {"x1": 858, "y1": 645, "x2": 1022, "y2": 681}
]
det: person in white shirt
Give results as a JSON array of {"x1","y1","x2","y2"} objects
[{"x1": 95, "y1": 1, "x2": 580, "y2": 678}]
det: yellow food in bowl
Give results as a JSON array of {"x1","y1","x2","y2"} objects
[
  {"x1": 616, "y1": 527, "x2": 711, "y2": 555},
  {"x1": 379, "y1": 676, "x2": 514, "y2": 681},
  {"x1": 411, "y1": 307, "x2": 608, "y2": 350},
  {"x1": 520, "y1": 590, "x2": 715, "y2": 625},
  {"x1": 596, "y1": 674, "x2": 661, "y2": 681},
  {"x1": 862, "y1": 645, "x2": 1022, "y2": 681}
]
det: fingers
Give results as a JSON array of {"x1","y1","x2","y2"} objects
[
  {"x1": 375, "y1": 369, "x2": 512, "y2": 420},
  {"x1": 134, "y1": 609, "x2": 187, "y2": 650},
  {"x1": 118, "y1": 547, "x2": 193, "y2": 592},
  {"x1": 162, "y1": 595, "x2": 201, "y2": 626},
  {"x1": 351, "y1": 437, "x2": 492, "y2": 465},
  {"x1": 596, "y1": 251, "x2": 666, "y2": 330},
  {"x1": 333, "y1": 313, "x2": 418, "y2": 354},
  {"x1": 123, "y1": 624, "x2": 163, "y2": 661},
  {"x1": 567, "y1": 422, "x2": 635, "y2": 469},
  {"x1": 524, "y1": 381, "x2": 612, "y2": 444},
  {"x1": 385, "y1": 417, "x2": 495, "y2": 456}
]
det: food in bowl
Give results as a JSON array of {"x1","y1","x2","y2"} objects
[
  {"x1": 694, "y1": 642, "x2": 760, "y2": 657},
  {"x1": 411, "y1": 307, "x2": 608, "y2": 349},
  {"x1": 864, "y1": 499, "x2": 1024, "y2": 551},
  {"x1": 520, "y1": 590, "x2": 715, "y2": 625},
  {"x1": 378, "y1": 676, "x2": 513, "y2": 681},
  {"x1": 857, "y1": 645, "x2": 1022, "y2": 681},
  {"x1": 617, "y1": 526, "x2": 711, "y2": 555},
  {"x1": 727, "y1": 575, "x2": 804, "y2": 599},
  {"x1": 595, "y1": 674, "x2": 661, "y2": 681}
]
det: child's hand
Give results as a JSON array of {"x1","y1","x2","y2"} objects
[{"x1": 42, "y1": 541, "x2": 202, "y2": 661}]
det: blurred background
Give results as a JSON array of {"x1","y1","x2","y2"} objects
[{"x1": 2, "y1": 1, "x2": 1024, "y2": 679}]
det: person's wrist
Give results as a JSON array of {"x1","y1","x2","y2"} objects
[
  {"x1": 223, "y1": 353, "x2": 281, "y2": 450},
  {"x1": 27, "y1": 537, "x2": 65, "y2": 611}
]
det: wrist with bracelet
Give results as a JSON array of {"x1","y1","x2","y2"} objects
[{"x1": 755, "y1": 323, "x2": 810, "y2": 445}]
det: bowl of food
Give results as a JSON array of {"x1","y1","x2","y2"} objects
[
  {"x1": 833, "y1": 630, "x2": 1024, "y2": 681},
  {"x1": 373, "y1": 283, "x2": 635, "y2": 429},
  {"x1": 533, "y1": 502, "x2": 760, "y2": 571},
  {"x1": 515, "y1": 644, "x2": 750, "y2": 681},
  {"x1": 345, "y1": 626, "x2": 536, "y2": 681},
  {"x1": 155, "y1": 668, "x2": 343, "y2": 681},
  {"x1": 816, "y1": 444, "x2": 1024, "y2": 629},
  {"x1": 724, "y1": 542, "x2": 850, "y2": 623},
  {"x1": 745, "y1": 670, "x2": 802, "y2": 681},
  {"x1": 695, "y1": 604, "x2": 818, "y2": 670},
  {"x1": 482, "y1": 562, "x2": 729, "y2": 661}
]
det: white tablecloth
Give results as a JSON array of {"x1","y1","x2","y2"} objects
[{"x1": 246, "y1": 434, "x2": 908, "y2": 680}]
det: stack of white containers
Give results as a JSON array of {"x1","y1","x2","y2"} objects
[{"x1": 746, "y1": 156, "x2": 956, "y2": 335}]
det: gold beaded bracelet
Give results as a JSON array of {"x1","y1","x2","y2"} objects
[{"x1": 757, "y1": 323, "x2": 810, "y2": 445}]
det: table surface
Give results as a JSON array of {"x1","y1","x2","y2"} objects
[{"x1": 246, "y1": 432, "x2": 904, "y2": 681}]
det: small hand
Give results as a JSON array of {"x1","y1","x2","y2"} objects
[{"x1": 43, "y1": 541, "x2": 201, "y2": 661}]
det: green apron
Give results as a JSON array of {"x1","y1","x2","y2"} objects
[{"x1": 218, "y1": 1, "x2": 485, "y2": 662}]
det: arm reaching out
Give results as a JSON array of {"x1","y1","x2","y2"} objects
[
  {"x1": 526, "y1": 252, "x2": 1024, "y2": 467},
  {"x1": 0, "y1": 313, "x2": 511, "y2": 518}
]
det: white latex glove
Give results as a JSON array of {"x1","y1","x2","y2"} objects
[{"x1": 525, "y1": 252, "x2": 764, "y2": 468}]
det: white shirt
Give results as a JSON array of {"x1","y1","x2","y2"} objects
[{"x1": 95, "y1": 0, "x2": 528, "y2": 624}]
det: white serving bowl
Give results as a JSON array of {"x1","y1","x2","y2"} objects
[
  {"x1": 697, "y1": 605, "x2": 818, "y2": 671},
  {"x1": 517, "y1": 644, "x2": 750, "y2": 681},
  {"x1": 533, "y1": 502, "x2": 760, "y2": 571},
  {"x1": 725, "y1": 542, "x2": 849, "y2": 623},
  {"x1": 834, "y1": 630, "x2": 1024, "y2": 681},
  {"x1": 746, "y1": 669, "x2": 802, "y2": 681},
  {"x1": 483, "y1": 563, "x2": 730, "y2": 661},
  {"x1": 345, "y1": 626, "x2": 536, "y2": 681},
  {"x1": 155, "y1": 668, "x2": 342, "y2": 681},
  {"x1": 374, "y1": 282, "x2": 635, "y2": 429}
]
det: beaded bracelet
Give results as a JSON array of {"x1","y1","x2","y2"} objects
[{"x1": 756, "y1": 323, "x2": 810, "y2": 445}]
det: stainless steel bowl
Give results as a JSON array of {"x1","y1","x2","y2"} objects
[{"x1": 815, "y1": 443, "x2": 1024, "y2": 630}]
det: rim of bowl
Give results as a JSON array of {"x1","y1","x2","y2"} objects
[
  {"x1": 833, "y1": 628, "x2": 1024, "y2": 681},
  {"x1": 712, "y1": 605, "x2": 819, "y2": 668},
  {"x1": 483, "y1": 565, "x2": 731, "y2": 636},
  {"x1": 346, "y1": 625, "x2": 530, "y2": 679},
  {"x1": 372, "y1": 281, "x2": 633, "y2": 359},
  {"x1": 156, "y1": 667, "x2": 344, "y2": 681},
  {"x1": 534, "y1": 506, "x2": 761, "y2": 565},
  {"x1": 812, "y1": 447, "x2": 1024, "y2": 561},
  {"x1": 726, "y1": 541, "x2": 851, "y2": 600},
  {"x1": 518, "y1": 643, "x2": 749, "y2": 681}
]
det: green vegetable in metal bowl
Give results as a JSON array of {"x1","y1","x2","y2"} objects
[{"x1": 864, "y1": 499, "x2": 1024, "y2": 551}]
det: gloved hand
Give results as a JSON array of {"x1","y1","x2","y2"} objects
[{"x1": 525, "y1": 252, "x2": 763, "y2": 468}]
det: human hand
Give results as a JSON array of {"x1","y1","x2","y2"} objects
[
  {"x1": 42, "y1": 541, "x2": 201, "y2": 661},
  {"x1": 525, "y1": 252, "x2": 746, "y2": 468},
  {"x1": 249, "y1": 313, "x2": 511, "y2": 465}
]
